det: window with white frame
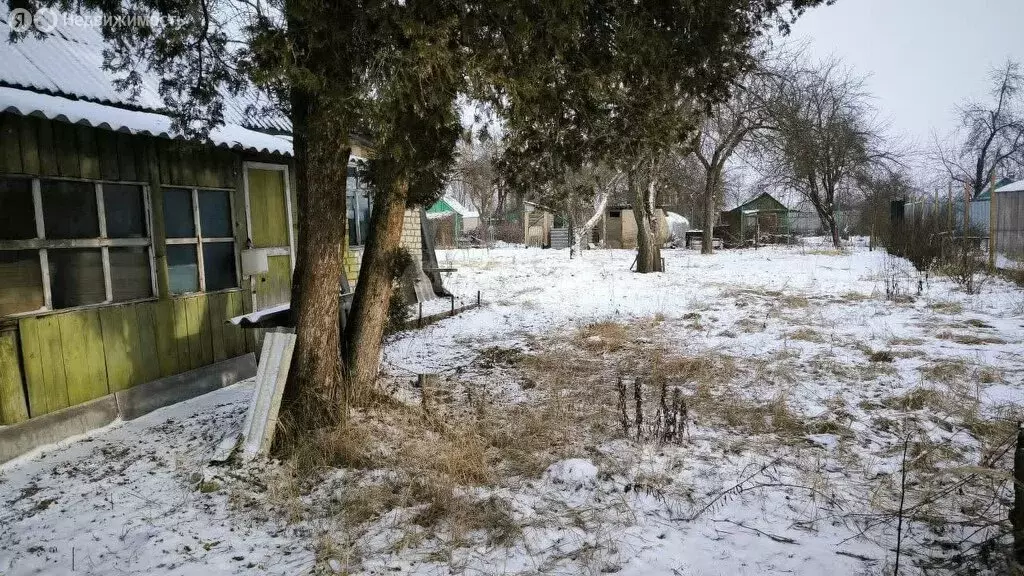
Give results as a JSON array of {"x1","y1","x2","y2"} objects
[
  {"x1": 162, "y1": 187, "x2": 238, "y2": 294},
  {"x1": 0, "y1": 177, "x2": 155, "y2": 318},
  {"x1": 347, "y1": 161, "x2": 373, "y2": 246}
]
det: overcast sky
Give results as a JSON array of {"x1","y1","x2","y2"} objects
[{"x1": 790, "y1": 0, "x2": 1024, "y2": 147}]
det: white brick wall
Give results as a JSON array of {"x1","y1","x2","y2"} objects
[{"x1": 400, "y1": 208, "x2": 422, "y2": 264}]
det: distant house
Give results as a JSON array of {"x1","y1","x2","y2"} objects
[
  {"x1": 596, "y1": 206, "x2": 670, "y2": 249},
  {"x1": 523, "y1": 201, "x2": 555, "y2": 247},
  {"x1": 426, "y1": 195, "x2": 480, "y2": 236},
  {"x1": 720, "y1": 192, "x2": 792, "y2": 247},
  {"x1": 974, "y1": 177, "x2": 1016, "y2": 201}
]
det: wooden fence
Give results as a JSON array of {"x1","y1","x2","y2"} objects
[{"x1": 995, "y1": 190, "x2": 1024, "y2": 260}]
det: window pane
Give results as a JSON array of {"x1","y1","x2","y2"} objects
[
  {"x1": 0, "y1": 178, "x2": 36, "y2": 240},
  {"x1": 348, "y1": 213, "x2": 358, "y2": 245},
  {"x1": 163, "y1": 188, "x2": 195, "y2": 238},
  {"x1": 358, "y1": 204, "x2": 371, "y2": 248},
  {"x1": 104, "y1": 184, "x2": 146, "y2": 238},
  {"x1": 198, "y1": 190, "x2": 232, "y2": 237},
  {"x1": 167, "y1": 244, "x2": 199, "y2": 294},
  {"x1": 202, "y1": 242, "x2": 237, "y2": 291},
  {"x1": 48, "y1": 249, "x2": 105, "y2": 308},
  {"x1": 109, "y1": 247, "x2": 152, "y2": 301},
  {"x1": 0, "y1": 251, "x2": 43, "y2": 316},
  {"x1": 41, "y1": 180, "x2": 99, "y2": 239}
]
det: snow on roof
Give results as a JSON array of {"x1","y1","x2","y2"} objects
[
  {"x1": 996, "y1": 179, "x2": 1024, "y2": 194},
  {"x1": 441, "y1": 195, "x2": 480, "y2": 218},
  {"x1": 0, "y1": 4, "x2": 292, "y2": 154},
  {"x1": 0, "y1": 86, "x2": 292, "y2": 156}
]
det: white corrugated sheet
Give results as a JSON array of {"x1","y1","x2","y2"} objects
[
  {"x1": 0, "y1": 87, "x2": 292, "y2": 156},
  {"x1": 0, "y1": 4, "x2": 293, "y2": 155},
  {"x1": 441, "y1": 195, "x2": 480, "y2": 218},
  {"x1": 996, "y1": 180, "x2": 1024, "y2": 194}
]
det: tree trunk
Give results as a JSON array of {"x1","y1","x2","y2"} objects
[
  {"x1": 281, "y1": 90, "x2": 350, "y2": 434},
  {"x1": 820, "y1": 210, "x2": 841, "y2": 249},
  {"x1": 572, "y1": 187, "x2": 611, "y2": 259},
  {"x1": 343, "y1": 170, "x2": 410, "y2": 401},
  {"x1": 632, "y1": 164, "x2": 663, "y2": 273},
  {"x1": 701, "y1": 171, "x2": 718, "y2": 255}
]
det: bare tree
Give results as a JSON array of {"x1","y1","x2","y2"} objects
[
  {"x1": 693, "y1": 57, "x2": 785, "y2": 254},
  {"x1": 562, "y1": 165, "x2": 624, "y2": 257},
  {"x1": 756, "y1": 59, "x2": 892, "y2": 248},
  {"x1": 935, "y1": 60, "x2": 1024, "y2": 197},
  {"x1": 450, "y1": 137, "x2": 500, "y2": 229}
]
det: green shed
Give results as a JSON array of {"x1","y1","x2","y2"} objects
[{"x1": 720, "y1": 192, "x2": 792, "y2": 247}]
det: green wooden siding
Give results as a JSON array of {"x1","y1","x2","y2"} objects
[
  {"x1": 12, "y1": 293, "x2": 250, "y2": 419},
  {"x1": 0, "y1": 330, "x2": 29, "y2": 424},
  {"x1": 0, "y1": 113, "x2": 285, "y2": 424}
]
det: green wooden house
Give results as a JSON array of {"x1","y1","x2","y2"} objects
[
  {"x1": 720, "y1": 192, "x2": 792, "y2": 247},
  {"x1": 426, "y1": 196, "x2": 480, "y2": 237},
  {"x1": 0, "y1": 9, "x2": 376, "y2": 427}
]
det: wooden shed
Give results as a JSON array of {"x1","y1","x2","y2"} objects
[
  {"x1": 720, "y1": 192, "x2": 792, "y2": 248},
  {"x1": 598, "y1": 206, "x2": 670, "y2": 249},
  {"x1": 0, "y1": 10, "x2": 388, "y2": 426}
]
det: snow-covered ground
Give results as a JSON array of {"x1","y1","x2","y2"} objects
[{"x1": 3, "y1": 243, "x2": 1024, "y2": 575}]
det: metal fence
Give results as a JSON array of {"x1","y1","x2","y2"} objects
[
  {"x1": 904, "y1": 191, "x2": 1024, "y2": 261},
  {"x1": 996, "y1": 190, "x2": 1024, "y2": 260}
]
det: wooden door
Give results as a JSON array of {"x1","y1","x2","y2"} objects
[{"x1": 244, "y1": 164, "x2": 294, "y2": 311}]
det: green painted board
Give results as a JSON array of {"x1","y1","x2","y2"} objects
[
  {"x1": 207, "y1": 292, "x2": 228, "y2": 361},
  {"x1": 0, "y1": 331, "x2": 29, "y2": 425},
  {"x1": 116, "y1": 131, "x2": 137, "y2": 181},
  {"x1": 255, "y1": 255, "x2": 293, "y2": 310},
  {"x1": 35, "y1": 117, "x2": 59, "y2": 177},
  {"x1": 53, "y1": 121, "x2": 81, "y2": 178},
  {"x1": 97, "y1": 129, "x2": 120, "y2": 181},
  {"x1": 248, "y1": 168, "x2": 290, "y2": 247},
  {"x1": 76, "y1": 124, "x2": 100, "y2": 179},
  {"x1": 223, "y1": 291, "x2": 246, "y2": 357},
  {"x1": 153, "y1": 299, "x2": 181, "y2": 377},
  {"x1": 58, "y1": 310, "x2": 109, "y2": 405},
  {"x1": 17, "y1": 115, "x2": 40, "y2": 175},
  {"x1": 36, "y1": 316, "x2": 70, "y2": 414},
  {"x1": 184, "y1": 296, "x2": 213, "y2": 369},
  {"x1": 172, "y1": 299, "x2": 192, "y2": 371},
  {"x1": 99, "y1": 307, "x2": 136, "y2": 392},
  {"x1": 19, "y1": 317, "x2": 46, "y2": 416},
  {"x1": 133, "y1": 302, "x2": 161, "y2": 385},
  {"x1": 1, "y1": 114, "x2": 23, "y2": 174}
]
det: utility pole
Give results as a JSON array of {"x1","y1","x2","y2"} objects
[{"x1": 989, "y1": 172, "x2": 998, "y2": 271}]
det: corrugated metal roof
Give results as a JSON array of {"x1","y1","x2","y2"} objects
[
  {"x1": 996, "y1": 179, "x2": 1024, "y2": 194},
  {"x1": 0, "y1": 5, "x2": 291, "y2": 135},
  {"x1": 0, "y1": 86, "x2": 292, "y2": 156}
]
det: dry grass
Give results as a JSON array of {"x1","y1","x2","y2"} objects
[
  {"x1": 807, "y1": 353, "x2": 896, "y2": 382},
  {"x1": 888, "y1": 336, "x2": 926, "y2": 346},
  {"x1": 789, "y1": 327, "x2": 824, "y2": 343},
  {"x1": 805, "y1": 248, "x2": 845, "y2": 256},
  {"x1": 840, "y1": 291, "x2": 870, "y2": 302},
  {"x1": 578, "y1": 321, "x2": 631, "y2": 352},
  {"x1": 919, "y1": 359, "x2": 968, "y2": 384},
  {"x1": 779, "y1": 294, "x2": 810, "y2": 308},
  {"x1": 868, "y1": 350, "x2": 895, "y2": 363},
  {"x1": 883, "y1": 387, "x2": 946, "y2": 412},
  {"x1": 935, "y1": 331, "x2": 1006, "y2": 345},
  {"x1": 927, "y1": 301, "x2": 964, "y2": 315}
]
